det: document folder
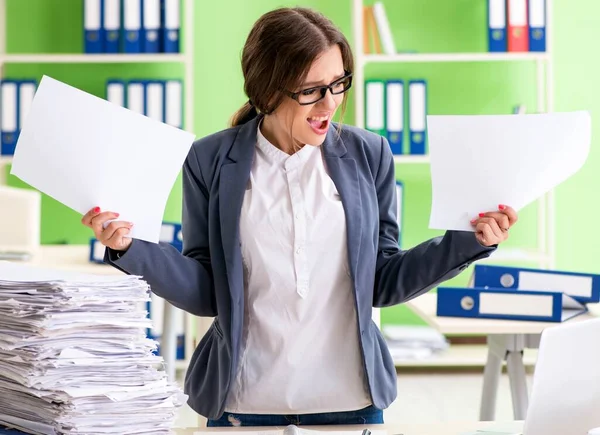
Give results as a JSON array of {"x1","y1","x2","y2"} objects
[
  {"x1": 164, "y1": 80, "x2": 183, "y2": 129},
  {"x1": 142, "y1": 0, "x2": 161, "y2": 53},
  {"x1": 408, "y1": 80, "x2": 427, "y2": 155},
  {"x1": 472, "y1": 264, "x2": 600, "y2": 304},
  {"x1": 106, "y1": 80, "x2": 125, "y2": 107},
  {"x1": 488, "y1": 0, "x2": 507, "y2": 52},
  {"x1": 365, "y1": 80, "x2": 386, "y2": 137},
  {"x1": 395, "y1": 180, "x2": 403, "y2": 247},
  {"x1": 84, "y1": 0, "x2": 103, "y2": 53},
  {"x1": 385, "y1": 80, "x2": 403, "y2": 155},
  {"x1": 161, "y1": 0, "x2": 180, "y2": 53},
  {"x1": 437, "y1": 287, "x2": 587, "y2": 323},
  {"x1": 528, "y1": 0, "x2": 546, "y2": 51},
  {"x1": 122, "y1": 0, "x2": 142, "y2": 53},
  {"x1": 1, "y1": 80, "x2": 18, "y2": 156},
  {"x1": 103, "y1": 0, "x2": 120, "y2": 53}
]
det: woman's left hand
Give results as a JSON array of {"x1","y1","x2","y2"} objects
[{"x1": 470, "y1": 204, "x2": 518, "y2": 247}]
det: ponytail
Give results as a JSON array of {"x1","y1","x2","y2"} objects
[{"x1": 229, "y1": 101, "x2": 258, "y2": 127}]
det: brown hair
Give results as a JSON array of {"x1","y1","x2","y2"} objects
[{"x1": 229, "y1": 7, "x2": 354, "y2": 128}]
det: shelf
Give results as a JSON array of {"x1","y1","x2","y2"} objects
[
  {"x1": 0, "y1": 53, "x2": 187, "y2": 64},
  {"x1": 362, "y1": 52, "x2": 549, "y2": 64},
  {"x1": 393, "y1": 155, "x2": 430, "y2": 164},
  {"x1": 393, "y1": 344, "x2": 538, "y2": 368}
]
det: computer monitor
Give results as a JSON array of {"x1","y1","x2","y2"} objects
[{"x1": 524, "y1": 317, "x2": 600, "y2": 435}]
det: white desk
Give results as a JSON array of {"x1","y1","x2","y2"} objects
[
  {"x1": 175, "y1": 421, "x2": 524, "y2": 435},
  {"x1": 406, "y1": 293, "x2": 600, "y2": 421},
  {"x1": 16, "y1": 244, "x2": 186, "y2": 381}
]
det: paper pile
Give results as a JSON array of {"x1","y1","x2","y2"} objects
[
  {"x1": 382, "y1": 325, "x2": 449, "y2": 361},
  {"x1": 0, "y1": 261, "x2": 186, "y2": 435}
]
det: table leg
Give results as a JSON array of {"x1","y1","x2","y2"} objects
[
  {"x1": 506, "y1": 349, "x2": 528, "y2": 420},
  {"x1": 479, "y1": 336, "x2": 505, "y2": 421},
  {"x1": 162, "y1": 300, "x2": 177, "y2": 381}
]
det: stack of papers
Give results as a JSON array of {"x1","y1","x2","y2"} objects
[
  {"x1": 381, "y1": 325, "x2": 449, "y2": 361},
  {"x1": 0, "y1": 261, "x2": 186, "y2": 435}
]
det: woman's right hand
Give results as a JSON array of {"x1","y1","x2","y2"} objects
[{"x1": 81, "y1": 207, "x2": 134, "y2": 252}]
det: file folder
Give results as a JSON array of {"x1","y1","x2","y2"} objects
[
  {"x1": 84, "y1": 0, "x2": 103, "y2": 54},
  {"x1": 408, "y1": 80, "x2": 427, "y2": 155},
  {"x1": 385, "y1": 80, "x2": 403, "y2": 155},
  {"x1": 488, "y1": 0, "x2": 507, "y2": 52},
  {"x1": 164, "y1": 80, "x2": 183, "y2": 129},
  {"x1": 507, "y1": 0, "x2": 529, "y2": 52},
  {"x1": 528, "y1": 0, "x2": 546, "y2": 51},
  {"x1": 395, "y1": 180, "x2": 404, "y2": 247},
  {"x1": 437, "y1": 286, "x2": 587, "y2": 323},
  {"x1": 365, "y1": 80, "x2": 385, "y2": 137},
  {"x1": 88, "y1": 238, "x2": 106, "y2": 263},
  {"x1": 472, "y1": 264, "x2": 600, "y2": 304},
  {"x1": 1, "y1": 80, "x2": 18, "y2": 156},
  {"x1": 145, "y1": 81, "x2": 164, "y2": 122},
  {"x1": 142, "y1": 0, "x2": 161, "y2": 53},
  {"x1": 103, "y1": 0, "x2": 120, "y2": 53},
  {"x1": 17, "y1": 81, "x2": 37, "y2": 148},
  {"x1": 161, "y1": 0, "x2": 180, "y2": 53},
  {"x1": 126, "y1": 81, "x2": 145, "y2": 115},
  {"x1": 106, "y1": 80, "x2": 126, "y2": 107},
  {"x1": 122, "y1": 0, "x2": 142, "y2": 53}
]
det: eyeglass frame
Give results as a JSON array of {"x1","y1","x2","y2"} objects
[{"x1": 284, "y1": 71, "x2": 353, "y2": 105}]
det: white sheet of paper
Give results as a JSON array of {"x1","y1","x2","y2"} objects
[
  {"x1": 10, "y1": 75, "x2": 195, "y2": 243},
  {"x1": 427, "y1": 111, "x2": 591, "y2": 231}
]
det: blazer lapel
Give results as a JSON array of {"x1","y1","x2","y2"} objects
[
  {"x1": 219, "y1": 117, "x2": 260, "y2": 304},
  {"x1": 322, "y1": 127, "x2": 363, "y2": 286}
]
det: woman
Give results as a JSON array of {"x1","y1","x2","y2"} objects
[{"x1": 82, "y1": 7, "x2": 517, "y2": 427}]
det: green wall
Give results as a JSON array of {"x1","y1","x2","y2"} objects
[{"x1": 4, "y1": 0, "x2": 598, "y2": 325}]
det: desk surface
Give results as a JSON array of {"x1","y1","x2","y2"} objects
[
  {"x1": 174, "y1": 421, "x2": 524, "y2": 435},
  {"x1": 406, "y1": 293, "x2": 600, "y2": 335}
]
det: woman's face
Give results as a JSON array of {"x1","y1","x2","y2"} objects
[{"x1": 269, "y1": 45, "x2": 348, "y2": 148}]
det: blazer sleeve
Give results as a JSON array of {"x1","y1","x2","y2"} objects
[
  {"x1": 372, "y1": 136, "x2": 496, "y2": 307},
  {"x1": 104, "y1": 144, "x2": 217, "y2": 317}
]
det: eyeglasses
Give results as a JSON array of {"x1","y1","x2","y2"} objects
[{"x1": 285, "y1": 72, "x2": 353, "y2": 105}]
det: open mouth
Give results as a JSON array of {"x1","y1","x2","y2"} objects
[{"x1": 307, "y1": 116, "x2": 330, "y2": 134}]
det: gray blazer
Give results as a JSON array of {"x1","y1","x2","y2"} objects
[{"x1": 104, "y1": 115, "x2": 495, "y2": 419}]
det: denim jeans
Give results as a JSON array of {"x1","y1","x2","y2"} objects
[{"x1": 206, "y1": 405, "x2": 384, "y2": 427}]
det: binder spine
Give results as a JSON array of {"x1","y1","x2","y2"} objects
[
  {"x1": 528, "y1": 0, "x2": 546, "y2": 52},
  {"x1": 84, "y1": 0, "x2": 104, "y2": 54},
  {"x1": 408, "y1": 79, "x2": 427, "y2": 155},
  {"x1": 488, "y1": 0, "x2": 507, "y2": 52},
  {"x1": 103, "y1": 0, "x2": 121, "y2": 53},
  {"x1": 385, "y1": 80, "x2": 404, "y2": 155},
  {"x1": 161, "y1": 0, "x2": 180, "y2": 53},
  {"x1": 142, "y1": 0, "x2": 161, "y2": 53},
  {"x1": 365, "y1": 80, "x2": 386, "y2": 137},
  {"x1": 122, "y1": 0, "x2": 142, "y2": 53},
  {"x1": 1, "y1": 80, "x2": 19, "y2": 156}
]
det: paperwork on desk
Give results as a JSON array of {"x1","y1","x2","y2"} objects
[
  {"x1": 427, "y1": 111, "x2": 591, "y2": 231},
  {"x1": 10, "y1": 75, "x2": 195, "y2": 244},
  {"x1": 0, "y1": 261, "x2": 186, "y2": 435},
  {"x1": 382, "y1": 324, "x2": 449, "y2": 361}
]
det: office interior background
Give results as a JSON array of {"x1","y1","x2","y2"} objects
[{"x1": 0, "y1": 0, "x2": 598, "y2": 426}]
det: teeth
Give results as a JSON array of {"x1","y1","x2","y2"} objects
[{"x1": 308, "y1": 116, "x2": 328, "y2": 122}]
